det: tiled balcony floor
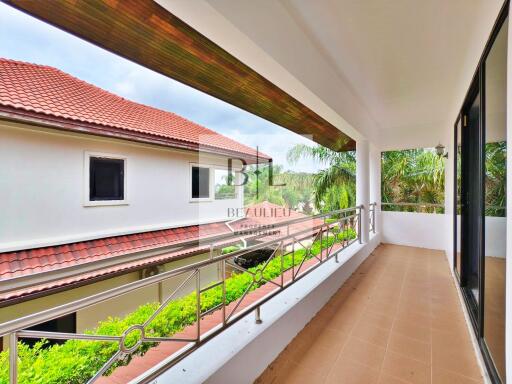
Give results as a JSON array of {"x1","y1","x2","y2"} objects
[{"x1": 255, "y1": 244, "x2": 484, "y2": 384}]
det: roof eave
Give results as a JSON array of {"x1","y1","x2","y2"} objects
[{"x1": 0, "y1": 106, "x2": 271, "y2": 164}]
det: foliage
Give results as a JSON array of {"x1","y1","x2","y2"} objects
[
  {"x1": 381, "y1": 148, "x2": 445, "y2": 213},
  {"x1": 287, "y1": 144, "x2": 356, "y2": 212},
  {"x1": 243, "y1": 165, "x2": 315, "y2": 212},
  {"x1": 484, "y1": 142, "x2": 507, "y2": 217},
  {"x1": 221, "y1": 245, "x2": 241, "y2": 254},
  {"x1": 456, "y1": 141, "x2": 507, "y2": 217},
  {"x1": 0, "y1": 230, "x2": 356, "y2": 384}
]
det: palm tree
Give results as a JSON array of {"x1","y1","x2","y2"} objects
[
  {"x1": 287, "y1": 144, "x2": 356, "y2": 212},
  {"x1": 381, "y1": 148, "x2": 445, "y2": 212}
]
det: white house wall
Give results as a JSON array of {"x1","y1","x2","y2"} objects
[{"x1": 0, "y1": 121, "x2": 244, "y2": 252}]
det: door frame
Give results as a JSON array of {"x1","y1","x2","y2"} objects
[
  {"x1": 452, "y1": 2, "x2": 509, "y2": 382},
  {"x1": 458, "y1": 75, "x2": 484, "y2": 336}
]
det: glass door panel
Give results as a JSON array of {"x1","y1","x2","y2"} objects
[
  {"x1": 463, "y1": 91, "x2": 482, "y2": 309},
  {"x1": 455, "y1": 118, "x2": 462, "y2": 279},
  {"x1": 483, "y1": 16, "x2": 507, "y2": 383}
]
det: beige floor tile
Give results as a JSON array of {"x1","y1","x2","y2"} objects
[
  {"x1": 339, "y1": 337, "x2": 386, "y2": 369},
  {"x1": 351, "y1": 321, "x2": 391, "y2": 347},
  {"x1": 255, "y1": 246, "x2": 484, "y2": 384},
  {"x1": 387, "y1": 332, "x2": 431, "y2": 365},
  {"x1": 432, "y1": 343, "x2": 481, "y2": 380},
  {"x1": 392, "y1": 318, "x2": 431, "y2": 343},
  {"x1": 288, "y1": 342, "x2": 338, "y2": 377},
  {"x1": 274, "y1": 361, "x2": 327, "y2": 384},
  {"x1": 377, "y1": 373, "x2": 411, "y2": 384},
  {"x1": 358, "y1": 310, "x2": 394, "y2": 331},
  {"x1": 381, "y1": 351, "x2": 431, "y2": 384},
  {"x1": 431, "y1": 367, "x2": 483, "y2": 384},
  {"x1": 326, "y1": 359, "x2": 380, "y2": 384}
]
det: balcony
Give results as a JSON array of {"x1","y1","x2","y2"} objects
[
  {"x1": 255, "y1": 244, "x2": 482, "y2": 384},
  {"x1": 0, "y1": 1, "x2": 508, "y2": 383},
  {"x1": 2, "y1": 205, "x2": 488, "y2": 384}
]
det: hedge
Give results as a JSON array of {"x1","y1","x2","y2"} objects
[{"x1": 0, "y1": 228, "x2": 355, "y2": 384}]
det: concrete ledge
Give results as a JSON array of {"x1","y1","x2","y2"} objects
[{"x1": 148, "y1": 234, "x2": 380, "y2": 384}]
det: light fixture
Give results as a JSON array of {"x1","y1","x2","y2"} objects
[{"x1": 435, "y1": 143, "x2": 448, "y2": 159}]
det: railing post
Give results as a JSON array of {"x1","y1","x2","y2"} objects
[
  {"x1": 195, "y1": 269, "x2": 201, "y2": 342},
  {"x1": 9, "y1": 332, "x2": 17, "y2": 383},
  {"x1": 372, "y1": 203, "x2": 376, "y2": 234},
  {"x1": 255, "y1": 306, "x2": 262, "y2": 324},
  {"x1": 358, "y1": 206, "x2": 363, "y2": 244}
]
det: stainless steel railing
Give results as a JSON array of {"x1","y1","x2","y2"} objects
[
  {"x1": 381, "y1": 202, "x2": 445, "y2": 214},
  {"x1": 369, "y1": 202, "x2": 377, "y2": 234},
  {"x1": 1, "y1": 206, "x2": 362, "y2": 384}
]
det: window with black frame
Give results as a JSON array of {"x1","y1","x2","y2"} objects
[
  {"x1": 89, "y1": 157, "x2": 125, "y2": 201},
  {"x1": 191, "y1": 165, "x2": 210, "y2": 199}
]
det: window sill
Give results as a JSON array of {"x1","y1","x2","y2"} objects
[
  {"x1": 83, "y1": 200, "x2": 129, "y2": 207},
  {"x1": 189, "y1": 198, "x2": 213, "y2": 203}
]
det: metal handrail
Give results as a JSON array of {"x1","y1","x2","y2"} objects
[
  {"x1": 0, "y1": 206, "x2": 360, "y2": 295},
  {"x1": 381, "y1": 202, "x2": 444, "y2": 214},
  {"x1": 381, "y1": 202, "x2": 444, "y2": 208},
  {"x1": 3, "y1": 206, "x2": 362, "y2": 384}
]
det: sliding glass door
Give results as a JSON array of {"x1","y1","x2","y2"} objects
[
  {"x1": 483, "y1": 15, "x2": 507, "y2": 382},
  {"x1": 454, "y1": 9, "x2": 507, "y2": 384},
  {"x1": 460, "y1": 86, "x2": 483, "y2": 321}
]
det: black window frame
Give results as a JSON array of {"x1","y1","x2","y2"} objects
[
  {"x1": 89, "y1": 156, "x2": 125, "y2": 202},
  {"x1": 191, "y1": 165, "x2": 211, "y2": 199}
]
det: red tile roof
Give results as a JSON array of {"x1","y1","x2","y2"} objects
[
  {"x1": 0, "y1": 222, "x2": 233, "y2": 302},
  {"x1": 0, "y1": 203, "x2": 318, "y2": 302},
  {"x1": 0, "y1": 58, "x2": 269, "y2": 161}
]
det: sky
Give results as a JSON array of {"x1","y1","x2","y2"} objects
[{"x1": 0, "y1": 3, "x2": 324, "y2": 173}]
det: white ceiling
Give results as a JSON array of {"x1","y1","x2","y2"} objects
[{"x1": 164, "y1": 0, "x2": 505, "y2": 150}]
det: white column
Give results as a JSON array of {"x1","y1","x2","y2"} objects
[
  {"x1": 369, "y1": 143, "x2": 381, "y2": 233},
  {"x1": 356, "y1": 139, "x2": 370, "y2": 243}
]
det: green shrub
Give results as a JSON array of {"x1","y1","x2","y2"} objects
[
  {"x1": 221, "y1": 245, "x2": 241, "y2": 254},
  {"x1": 0, "y1": 229, "x2": 355, "y2": 384}
]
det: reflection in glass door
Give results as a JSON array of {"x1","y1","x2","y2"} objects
[
  {"x1": 455, "y1": 118, "x2": 462, "y2": 280},
  {"x1": 455, "y1": 10, "x2": 507, "y2": 384},
  {"x1": 483, "y1": 15, "x2": 507, "y2": 383},
  {"x1": 461, "y1": 87, "x2": 483, "y2": 319}
]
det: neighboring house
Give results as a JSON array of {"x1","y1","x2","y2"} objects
[{"x1": 0, "y1": 58, "x2": 271, "y2": 348}]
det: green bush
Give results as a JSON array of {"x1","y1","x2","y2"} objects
[
  {"x1": 221, "y1": 245, "x2": 241, "y2": 254},
  {"x1": 0, "y1": 229, "x2": 355, "y2": 384}
]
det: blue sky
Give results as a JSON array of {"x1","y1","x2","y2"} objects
[{"x1": 0, "y1": 3, "x2": 323, "y2": 172}]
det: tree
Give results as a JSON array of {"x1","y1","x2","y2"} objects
[
  {"x1": 381, "y1": 148, "x2": 445, "y2": 212},
  {"x1": 485, "y1": 141, "x2": 507, "y2": 217},
  {"x1": 287, "y1": 144, "x2": 356, "y2": 212},
  {"x1": 243, "y1": 165, "x2": 315, "y2": 211}
]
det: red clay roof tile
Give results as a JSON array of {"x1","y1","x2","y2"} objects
[{"x1": 0, "y1": 58, "x2": 269, "y2": 161}]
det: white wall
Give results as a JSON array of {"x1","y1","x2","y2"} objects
[
  {"x1": 381, "y1": 211, "x2": 447, "y2": 250},
  {"x1": 485, "y1": 216, "x2": 507, "y2": 258},
  {"x1": 0, "y1": 121, "x2": 244, "y2": 252}
]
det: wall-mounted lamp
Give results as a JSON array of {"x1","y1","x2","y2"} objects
[{"x1": 435, "y1": 143, "x2": 449, "y2": 159}]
